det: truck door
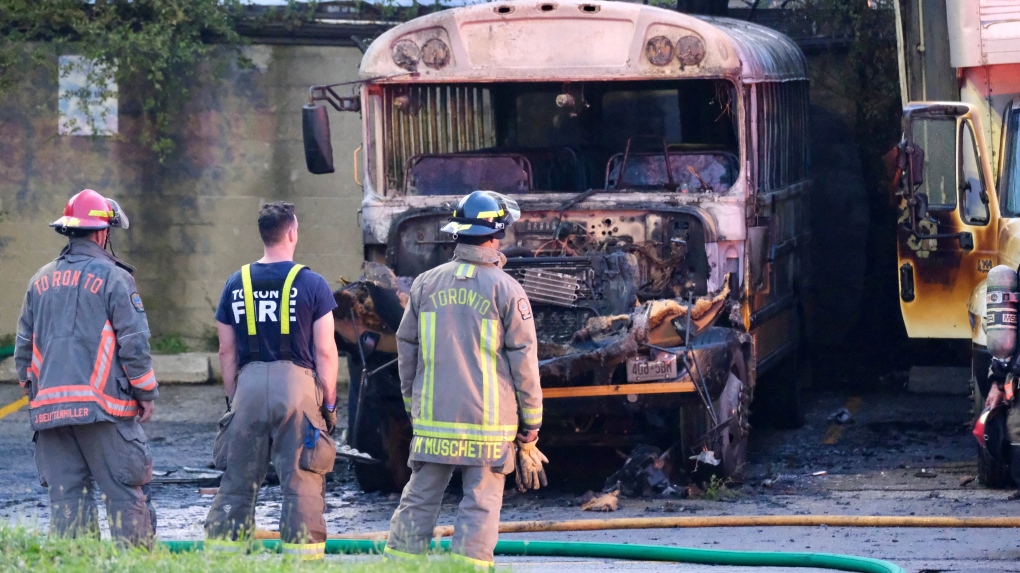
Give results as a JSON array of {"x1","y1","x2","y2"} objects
[{"x1": 896, "y1": 103, "x2": 998, "y2": 338}]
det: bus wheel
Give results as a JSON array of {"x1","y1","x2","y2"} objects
[
  {"x1": 352, "y1": 397, "x2": 412, "y2": 493},
  {"x1": 680, "y1": 346, "x2": 749, "y2": 482}
]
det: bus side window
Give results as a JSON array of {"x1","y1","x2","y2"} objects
[{"x1": 960, "y1": 120, "x2": 989, "y2": 225}]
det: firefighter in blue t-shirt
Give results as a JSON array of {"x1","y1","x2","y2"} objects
[{"x1": 205, "y1": 202, "x2": 339, "y2": 560}]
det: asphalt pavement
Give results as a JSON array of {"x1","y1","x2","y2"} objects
[{"x1": 1, "y1": 381, "x2": 1018, "y2": 572}]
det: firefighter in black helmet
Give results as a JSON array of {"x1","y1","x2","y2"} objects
[{"x1": 385, "y1": 190, "x2": 547, "y2": 569}]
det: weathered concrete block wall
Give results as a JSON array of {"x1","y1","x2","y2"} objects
[{"x1": 0, "y1": 45, "x2": 366, "y2": 345}]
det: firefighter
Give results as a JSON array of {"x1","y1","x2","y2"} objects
[
  {"x1": 385, "y1": 190, "x2": 548, "y2": 569},
  {"x1": 14, "y1": 189, "x2": 157, "y2": 546},
  {"x1": 205, "y1": 201, "x2": 339, "y2": 560},
  {"x1": 985, "y1": 369, "x2": 1020, "y2": 484}
]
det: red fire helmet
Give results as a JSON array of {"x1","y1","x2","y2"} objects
[
  {"x1": 974, "y1": 403, "x2": 1010, "y2": 462},
  {"x1": 50, "y1": 189, "x2": 129, "y2": 235}
]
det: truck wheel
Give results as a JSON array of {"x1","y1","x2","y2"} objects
[
  {"x1": 352, "y1": 397, "x2": 412, "y2": 493},
  {"x1": 679, "y1": 346, "x2": 749, "y2": 481},
  {"x1": 977, "y1": 444, "x2": 1012, "y2": 488}
]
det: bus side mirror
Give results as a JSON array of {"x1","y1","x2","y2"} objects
[{"x1": 303, "y1": 104, "x2": 334, "y2": 174}]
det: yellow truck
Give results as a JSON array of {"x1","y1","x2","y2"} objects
[{"x1": 894, "y1": 0, "x2": 1020, "y2": 485}]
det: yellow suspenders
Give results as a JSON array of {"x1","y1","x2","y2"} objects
[{"x1": 240, "y1": 263, "x2": 306, "y2": 361}]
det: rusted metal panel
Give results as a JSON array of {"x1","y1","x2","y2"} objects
[{"x1": 359, "y1": 1, "x2": 806, "y2": 83}]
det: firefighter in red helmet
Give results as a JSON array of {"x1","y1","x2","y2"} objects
[{"x1": 14, "y1": 189, "x2": 158, "y2": 546}]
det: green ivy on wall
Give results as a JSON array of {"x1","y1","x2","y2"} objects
[{"x1": 0, "y1": 0, "x2": 315, "y2": 162}]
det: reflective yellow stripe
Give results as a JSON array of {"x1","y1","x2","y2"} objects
[
  {"x1": 279, "y1": 264, "x2": 305, "y2": 335},
  {"x1": 480, "y1": 318, "x2": 499, "y2": 426},
  {"x1": 521, "y1": 405, "x2": 542, "y2": 425},
  {"x1": 241, "y1": 265, "x2": 257, "y2": 336},
  {"x1": 413, "y1": 418, "x2": 517, "y2": 441},
  {"x1": 420, "y1": 312, "x2": 436, "y2": 421},
  {"x1": 414, "y1": 428, "x2": 516, "y2": 442},
  {"x1": 87, "y1": 209, "x2": 114, "y2": 218},
  {"x1": 282, "y1": 542, "x2": 325, "y2": 560},
  {"x1": 384, "y1": 546, "x2": 427, "y2": 560},
  {"x1": 466, "y1": 264, "x2": 476, "y2": 278},
  {"x1": 449, "y1": 551, "x2": 495, "y2": 569},
  {"x1": 474, "y1": 209, "x2": 504, "y2": 219}
]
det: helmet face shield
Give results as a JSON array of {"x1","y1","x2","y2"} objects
[
  {"x1": 483, "y1": 191, "x2": 520, "y2": 226},
  {"x1": 107, "y1": 198, "x2": 129, "y2": 229}
]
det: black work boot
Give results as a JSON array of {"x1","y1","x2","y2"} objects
[{"x1": 1010, "y1": 445, "x2": 1020, "y2": 487}]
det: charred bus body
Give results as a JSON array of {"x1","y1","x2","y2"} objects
[{"x1": 304, "y1": 1, "x2": 811, "y2": 492}]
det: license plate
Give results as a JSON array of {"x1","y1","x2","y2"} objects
[{"x1": 626, "y1": 352, "x2": 678, "y2": 382}]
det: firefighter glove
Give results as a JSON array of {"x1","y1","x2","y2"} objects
[
  {"x1": 514, "y1": 437, "x2": 549, "y2": 493},
  {"x1": 321, "y1": 404, "x2": 338, "y2": 436}
]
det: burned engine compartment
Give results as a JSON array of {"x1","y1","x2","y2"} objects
[{"x1": 388, "y1": 209, "x2": 717, "y2": 356}]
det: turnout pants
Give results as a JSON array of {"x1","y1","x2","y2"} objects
[
  {"x1": 34, "y1": 420, "x2": 155, "y2": 547},
  {"x1": 205, "y1": 361, "x2": 335, "y2": 560},
  {"x1": 1008, "y1": 404, "x2": 1020, "y2": 485},
  {"x1": 385, "y1": 459, "x2": 510, "y2": 569}
]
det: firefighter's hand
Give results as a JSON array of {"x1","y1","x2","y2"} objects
[
  {"x1": 137, "y1": 400, "x2": 155, "y2": 423},
  {"x1": 986, "y1": 384, "x2": 1005, "y2": 409},
  {"x1": 514, "y1": 437, "x2": 549, "y2": 493},
  {"x1": 517, "y1": 430, "x2": 538, "y2": 443},
  {"x1": 20, "y1": 382, "x2": 29, "y2": 397},
  {"x1": 320, "y1": 403, "x2": 338, "y2": 436}
]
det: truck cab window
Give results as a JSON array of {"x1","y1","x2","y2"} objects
[
  {"x1": 960, "y1": 120, "x2": 989, "y2": 225},
  {"x1": 1002, "y1": 110, "x2": 1020, "y2": 217},
  {"x1": 913, "y1": 118, "x2": 958, "y2": 209}
]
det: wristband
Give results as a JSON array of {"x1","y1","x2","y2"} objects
[{"x1": 324, "y1": 403, "x2": 336, "y2": 413}]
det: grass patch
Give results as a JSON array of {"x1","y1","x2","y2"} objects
[
  {"x1": 0, "y1": 525, "x2": 477, "y2": 572},
  {"x1": 150, "y1": 333, "x2": 188, "y2": 355},
  {"x1": 0, "y1": 333, "x2": 15, "y2": 348}
]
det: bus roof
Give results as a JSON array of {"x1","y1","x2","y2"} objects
[{"x1": 360, "y1": 0, "x2": 807, "y2": 84}]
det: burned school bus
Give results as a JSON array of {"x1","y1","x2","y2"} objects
[{"x1": 303, "y1": 0, "x2": 811, "y2": 492}]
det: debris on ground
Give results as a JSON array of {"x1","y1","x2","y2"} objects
[
  {"x1": 689, "y1": 450, "x2": 721, "y2": 467},
  {"x1": 581, "y1": 488, "x2": 620, "y2": 512},
  {"x1": 959, "y1": 475, "x2": 975, "y2": 487},
  {"x1": 811, "y1": 471, "x2": 828, "y2": 477},
  {"x1": 337, "y1": 444, "x2": 380, "y2": 463},
  {"x1": 914, "y1": 469, "x2": 937, "y2": 479},
  {"x1": 602, "y1": 445, "x2": 682, "y2": 497},
  {"x1": 827, "y1": 407, "x2": 854, "y2": 425},
  {"x1": 150, "y1": 467, "x2": 223, "y2": 486},
  {"x1": 198, "y1": 487, "x2": 218, "y2": 496}
]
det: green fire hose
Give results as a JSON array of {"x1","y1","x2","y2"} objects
[{"x1": 161, "y1": 538, "x2": 906, "y2": 573}]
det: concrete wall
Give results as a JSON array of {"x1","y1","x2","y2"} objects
[{"x1": 0, "y1": 45, "x2": 366, "y2": 346}]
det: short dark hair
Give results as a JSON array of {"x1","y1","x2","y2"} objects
[
  {"x1": 258, "y1": 202, "x2": 296, "y2": 246},
  {"x1": 455, "y1": 229, "x2": 504, "y2": 245}
]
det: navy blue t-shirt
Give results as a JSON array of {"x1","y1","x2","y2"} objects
[{"x1": 215, "y1": 262, "x2": 338, "y2": 370}]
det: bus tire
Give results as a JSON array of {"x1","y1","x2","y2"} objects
[
  {"x1": 352, "y1": 396, "x2": 412, "y2": 493},
  {"x1": 679, "y1": 345, "x2": 749, "y2": 482}
]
